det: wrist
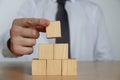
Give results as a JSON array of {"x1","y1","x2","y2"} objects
[{"x1": 7, "y1": 38, "x2": 11, "y2": 52}]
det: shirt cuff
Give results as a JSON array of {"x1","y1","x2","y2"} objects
[{"x1": 2, "y1": 32, "x2": 17, "y2": 58}]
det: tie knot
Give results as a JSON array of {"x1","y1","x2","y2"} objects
[{"x1": 57, "y1": 0, "x2": 67, "y2": 5}]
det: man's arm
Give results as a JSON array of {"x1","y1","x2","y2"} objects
[
  {"x1": 2, "y1": 0, "x2": 50, "y2": 57},
  {"x1": 2, "y1": 30, "x2": 17, "y2": 57},
  {"x1": 94, "y1": 6, "x2": 113, "y2": 61},
  {"x1": 8, "y1": 18, "x2": 49, "y2": 56}
]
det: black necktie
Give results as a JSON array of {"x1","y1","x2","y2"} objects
[{"x1": 56, "y1": 0, "x2": 71, "y2": 58}]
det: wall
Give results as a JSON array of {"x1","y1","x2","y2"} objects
[{"x1": 0, "y1": 0, "x2": 120, "y2": 61}]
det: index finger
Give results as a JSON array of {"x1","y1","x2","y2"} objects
[{"x1": 13, "y1": 18, "x2": 50, "y2": 28}]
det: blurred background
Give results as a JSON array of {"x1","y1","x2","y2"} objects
[{"x1": 0, "y1": 0, "x2": 120, "y2": 61}]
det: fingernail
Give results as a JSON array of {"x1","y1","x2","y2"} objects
[{"x1": 42, "y1": 19, "x2": 50, "y2": 26}]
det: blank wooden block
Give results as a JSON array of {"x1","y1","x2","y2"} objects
[
  {"x1": 47, "y1": 60, "x2": 61, "y2": 75},
  {"x1": 46, "y1": 21, "x2": 61, "y2": 38},
  {"x1": 38, "y1": 44, "x2": 53, "y2": 59},
  {"x1": 54, "y1": 44, "x2": 68, "y2": 59},
  {"x1": 32, "y1": 59, "x2": 46, "y2": 75},
  {"x1": 62, "y1": 59, "x2": 77, "y2": 75}
]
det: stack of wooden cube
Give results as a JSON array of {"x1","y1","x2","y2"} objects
[{"x1": 32, "y1": 21, "x2": 77, "y2": 76}]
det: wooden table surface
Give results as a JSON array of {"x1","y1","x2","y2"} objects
[{"x1": 0, "y1": 61, "x2": 120, "y2": 80}]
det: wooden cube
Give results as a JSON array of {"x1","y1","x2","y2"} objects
[
  {"x1": 46, "y1": 21, "x2": 61, "y2": 38},
  {"x1": 54, "y1": 44, "x2": 68, "y2": 59},
  {"x1": 38, "y1": 44, "x2": 53, "y2": 59},
  {"x1": 47, "y1": 60, "x2": 61, "y2": 75},
  {"x1": 62, "y1": 59, "x2": 77, "y2": 75},
  {"x1": 32, "y1": 59, "x2": 46, "y2": 75}
]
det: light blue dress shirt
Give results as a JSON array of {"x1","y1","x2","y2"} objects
[{"x1": 2, "y1": 0, "x2": 113, "y2": 61}]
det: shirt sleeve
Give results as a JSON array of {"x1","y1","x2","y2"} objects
[
  {"x1": 2, "y1": 30, "x2": 17, "y2": 57},
  {"x1": 2, "y1": 0, "x2": 37, "y2": 57},
  {"x1": 94, "y1": 6, "x2": 114, "y2": 61}
]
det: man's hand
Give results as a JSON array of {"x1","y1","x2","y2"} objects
[{"x1": 9, "y1": 18, "x2": 50, "y2": 56}]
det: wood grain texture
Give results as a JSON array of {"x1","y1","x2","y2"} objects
[
  {"x1": 0, "y1": 62, "x2": 120, "y2": 80},
  {"x1": 54, "y1": 43, "x2": 68, "y2": 59},
  {"x1": 32, "y1": 59, "x2": 46, "y2": 75},
  {"x1": 47, "y1": 60, "x2": 61, "y2": 75},
  {"x1": 62, "y1": 59, "x2": 77, "y2": 75},
  {"x1": 38, "y1": 44, "x2": 54, "y2": 59},
  {"x1": 46, "y1": 21, "x2": 61, "y2": 38}
]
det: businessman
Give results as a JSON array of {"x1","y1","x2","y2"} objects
[{"x1": 2, "y1": 0, "x2": 113, "y2": 61}]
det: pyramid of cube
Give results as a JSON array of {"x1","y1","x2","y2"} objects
[{"x1": 32, "y1": 21, "x2": 77, "y2": 76}]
